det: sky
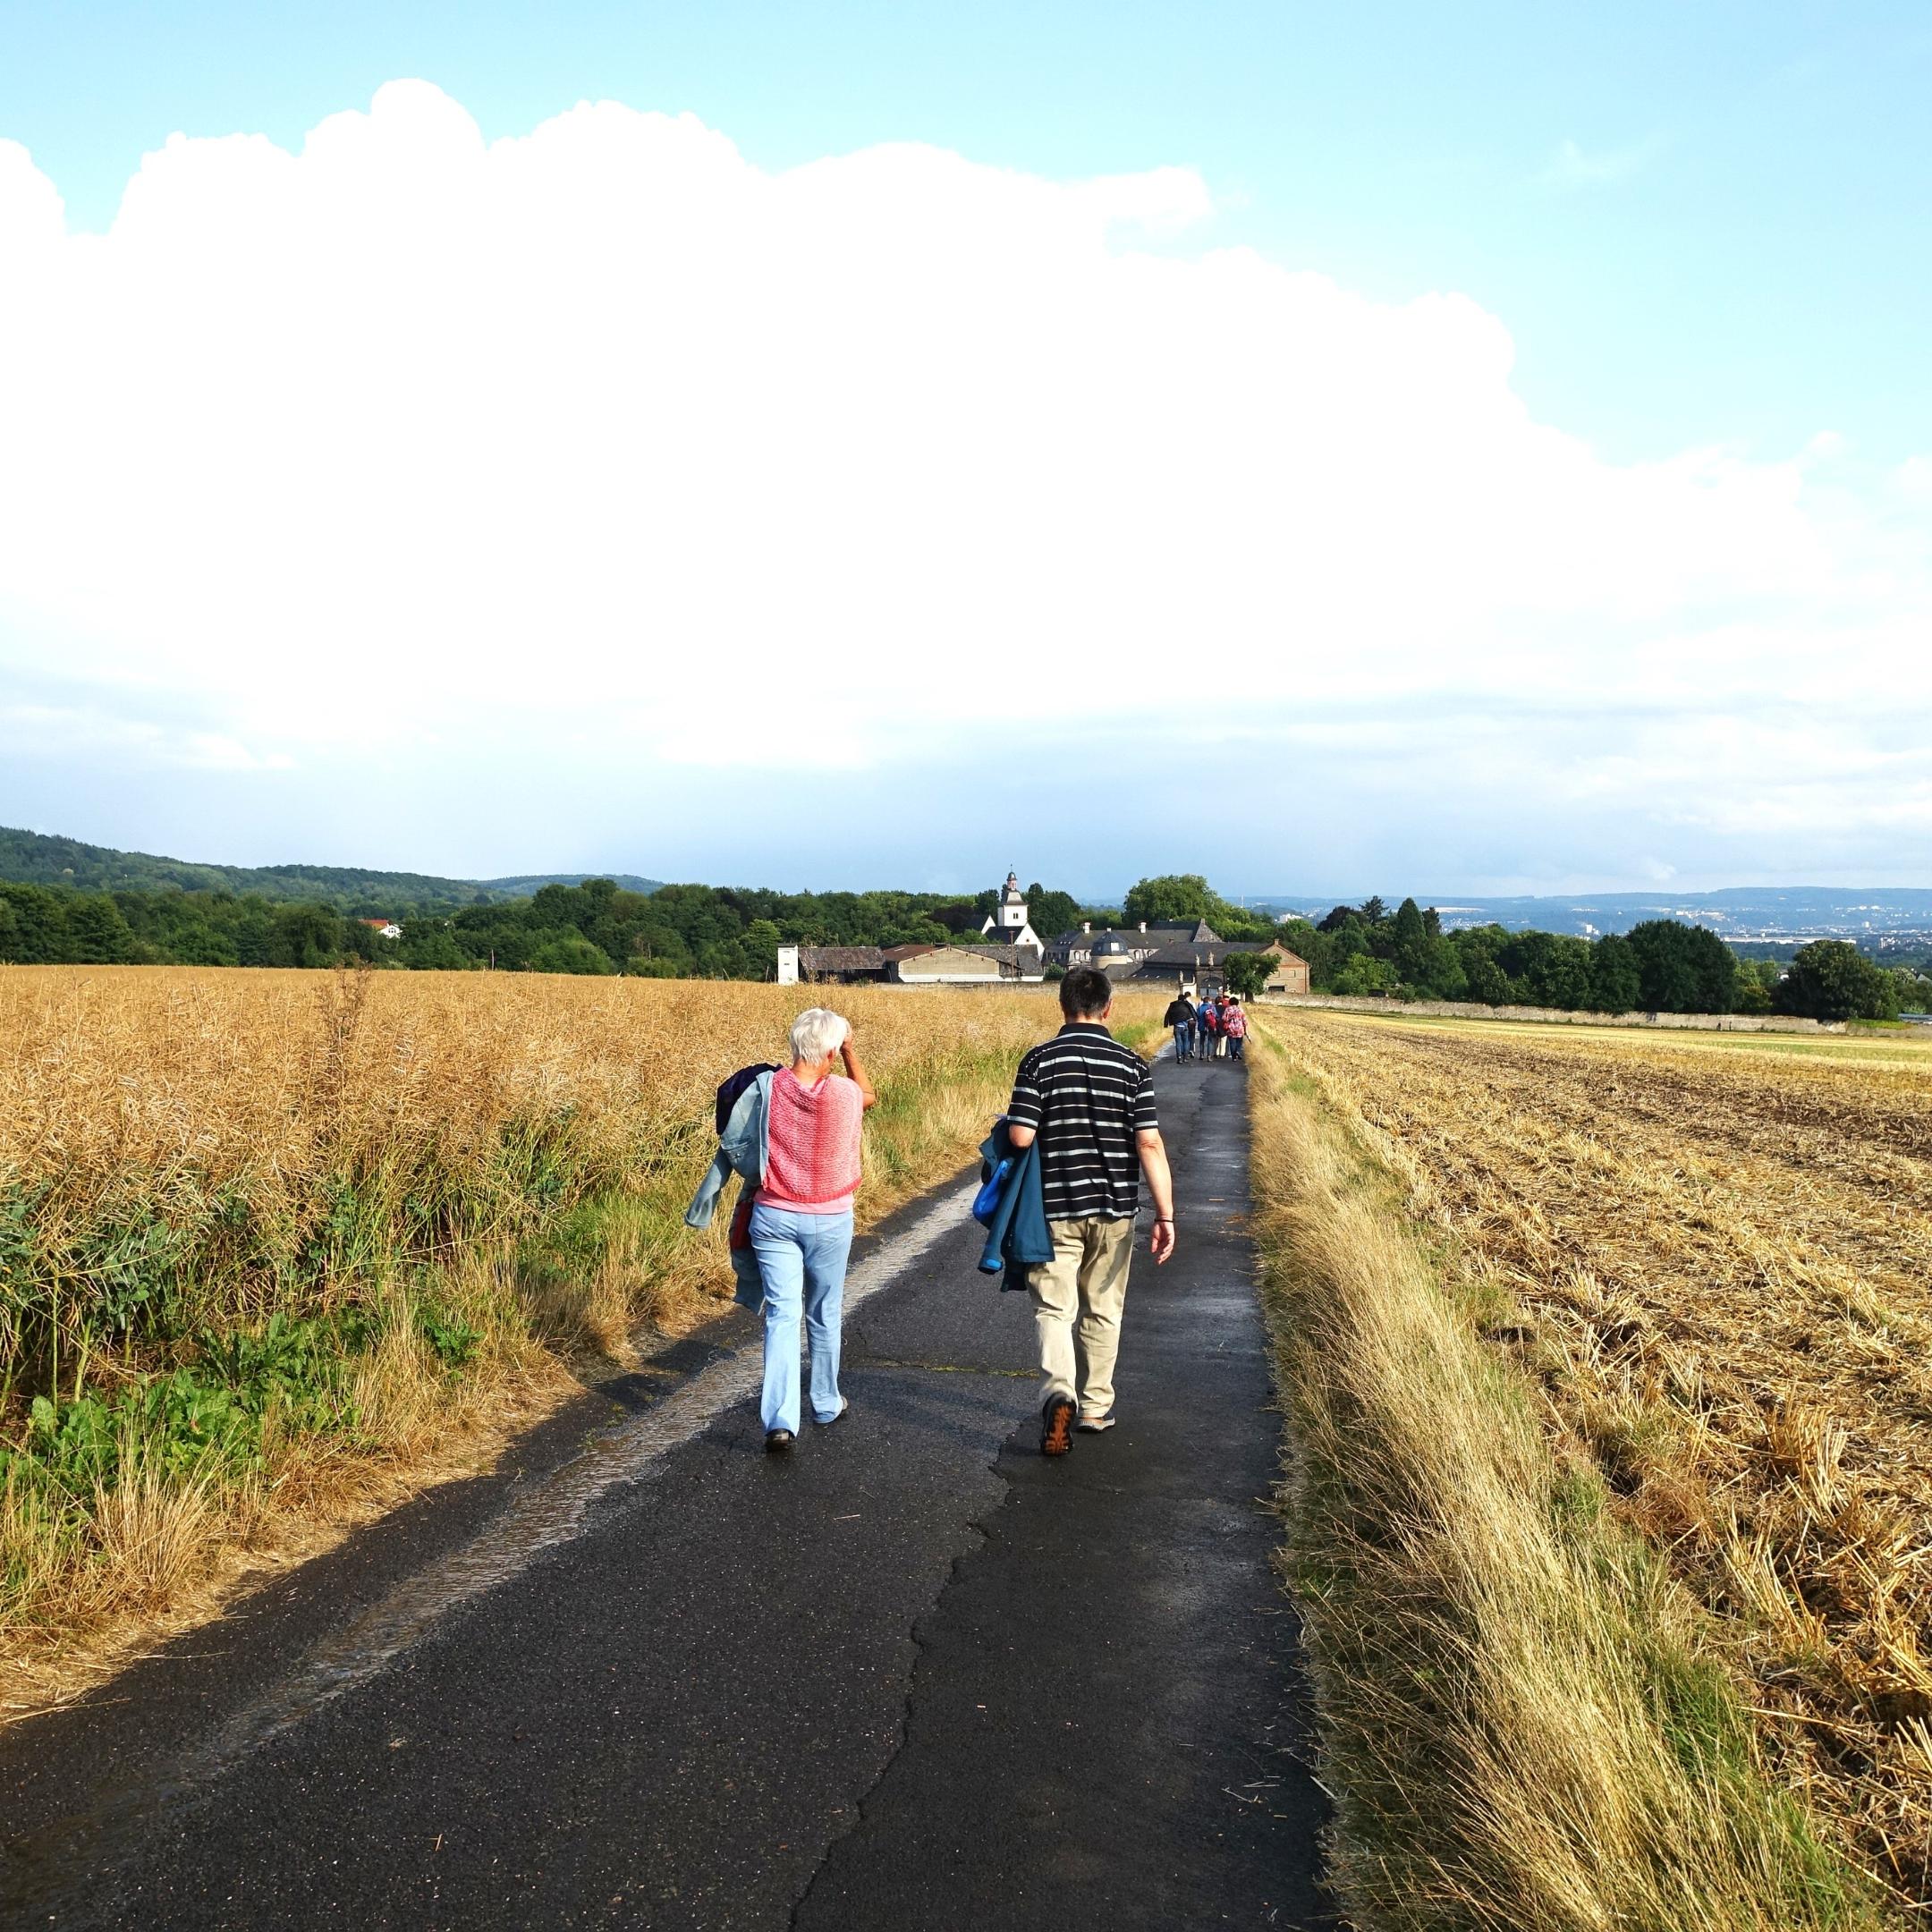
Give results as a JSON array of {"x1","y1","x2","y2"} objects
[{"x1": 1, "y1": 2, "x2": 1928, "y2": 898}]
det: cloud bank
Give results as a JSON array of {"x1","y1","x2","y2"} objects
[{"x1": 0, "y1": 82, "x2": 1926, "y2": 888}]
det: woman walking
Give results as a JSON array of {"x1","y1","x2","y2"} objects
[
  {"x1": 1223, "y1": 995, "x2": 1248, "y2": 1063},
  {"x1": 750, "y1": 1008, "x2": 877, "y2": 1452}
]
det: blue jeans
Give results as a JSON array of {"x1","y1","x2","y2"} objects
[
  {"x1": 1173, "y1": 1023, "x2": 1194, "y2": 1061},
  {"x1": 750, "y1": 1203, "x2": 854, "y2": 1433}
]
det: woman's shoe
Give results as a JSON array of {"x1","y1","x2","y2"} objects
[
  {"x1": 765, "y1": 1428, "x2": 795, "y2": 1453},
  {"x1": 814, "y1": 1399, "x2": 850, "y2": 1427}
]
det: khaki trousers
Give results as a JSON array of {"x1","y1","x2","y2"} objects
[{"x1": 1029, "y1": 1216, "x2": 1135, "y2": 1419}]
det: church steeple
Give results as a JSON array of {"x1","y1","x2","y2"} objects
[{"x1": 980, "y1": 870, "x2": 1041, "y2": 952}]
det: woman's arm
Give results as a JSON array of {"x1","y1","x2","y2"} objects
[{"x1": 840, "y1": 1034, "x2": 879, "y2": 1110}]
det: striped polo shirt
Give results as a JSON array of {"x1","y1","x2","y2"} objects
[{"x1": 1005, "y1": 1023, "x2": 1158, "y2": 1222}]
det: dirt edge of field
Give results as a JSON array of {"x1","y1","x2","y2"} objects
[{"x1": 1247, "y1": 1021, "x2": 1885, "y2": 1931}]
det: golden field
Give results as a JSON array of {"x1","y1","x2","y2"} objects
[
  {"x1": 0, "y1": 966, "x2": 1157, "y2": 1714},
  {"x1": 1253, "y1": 1004, "x2": 1932, "y2": 1922}
]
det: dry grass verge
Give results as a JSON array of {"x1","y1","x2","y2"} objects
[
  {"x1": 1258, "y1": 1007, "x2": 1932, "y2": 1908},
  {"x1": 0, "y1": 968, "x2": 1157, "y2": 1717},
  {"x1": 1248, "y1": 1018, "x2": 1884, "y2": 1930}
]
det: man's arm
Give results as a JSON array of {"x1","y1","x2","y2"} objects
[
  {"x1": 1006, "y1": 1122, "x2": 1036, "y2": 1148},
  {"x1": 840, "y1": 1035, "x2": 879, "y2": 1110},
  {"x1": 1137, "y1": 1127, "x2": 1176, "y2": 1263}
]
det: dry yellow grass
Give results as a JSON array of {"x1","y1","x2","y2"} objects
[
  {"x1": 0, "y1": 965, "x2": 1158, "y2": 1716},
  {"x1": 1256, "y1": 1004, "x2": 1932, "y2": 1916}
]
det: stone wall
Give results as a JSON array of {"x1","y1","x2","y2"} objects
[{"x1": 1259, "y1": 993, "x2": 1846, "y2": 1035}]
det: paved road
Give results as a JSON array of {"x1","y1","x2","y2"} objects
[{"x1": 2, "y1": 1057, "x2": 1327, "y2": 1930}]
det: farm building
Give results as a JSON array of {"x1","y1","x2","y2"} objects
[
  {"x1": 1048, "y1": 918, "x2": 1309, "y2": 995},
  {"x1": 777, "y1": 941, "x2": 1046, "y2": 986}
]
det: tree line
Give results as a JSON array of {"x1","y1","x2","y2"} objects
[
  {"x1": 1279, "y1": 897, "x2": 1932, "y2": 1021},
  {"x1": 0, "y1": 877, "x2": 1100, "y2": 979},
  {"x1": 4, "y1": 870, "x2": 1928, "y2": 1020}
]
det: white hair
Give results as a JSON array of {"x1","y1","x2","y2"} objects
[{"x1": 789, "y1": 1007, "x2": 851, "y2": 1064}]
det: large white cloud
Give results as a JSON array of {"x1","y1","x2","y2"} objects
[{"x1": 0, "y1": 81, "x2": 1927, "y2": 878}]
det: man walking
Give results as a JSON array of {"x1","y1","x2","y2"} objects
[
  {"x1": 1163, "y1": 987, "x2": 1196, "y2": 1063},
  {"x1": 1004, "y1": 965, "x2": 1176, "y2": 1455}
]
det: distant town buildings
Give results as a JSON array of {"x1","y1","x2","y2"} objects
[
  {"x1": 773, "y1": 874, "x2": 1312, "y2": 993},
  {"x1": 1050, "y1": 917, "x2": 1309, "y2": 995}
]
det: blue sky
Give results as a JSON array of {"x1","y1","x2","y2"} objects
[{"x1": 1, "y1": 3, "x2": 1928, "y2": 895}]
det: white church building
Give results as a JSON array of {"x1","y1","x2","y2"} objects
[{"x1": 980, "y1": 871, "x2": 1045, "y2": 953}]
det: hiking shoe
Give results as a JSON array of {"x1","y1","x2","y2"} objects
[
  {"x1": 765, "y1": 1428, "x2": 795, "y2": 1453},
  {"x1": 814, "y1": 1399, "x2": 849, "y2": 1427},
  {"x1": 1041, "y1": 1395, "x2": 1076, "y2": 1457},
  {"x1": 1075, "y1": 1413, "x2": 1116, "y2": 1433}
]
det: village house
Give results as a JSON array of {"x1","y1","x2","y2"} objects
[
  {"x1": 360, "y1": 919, "x2": 402, "y2": 940},
  {"x1": 775, "y1": 874, "x2": 1048, "y2": 986},
  {"x1": 1049, "y1": 917, "x2": 1309, "y2": 995}
]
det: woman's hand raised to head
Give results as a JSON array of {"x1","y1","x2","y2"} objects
[{"x1": 840, "y1": 1030, "x2": 879, "y2": 1110}]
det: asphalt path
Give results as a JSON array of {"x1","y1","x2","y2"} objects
[{"x1": 2, "y1": 1052, "x2": 1328, "y2": 1930}]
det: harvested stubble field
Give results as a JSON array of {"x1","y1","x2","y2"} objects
[
  {"x1": 1260, "y1": 1004, "x2": 1932, "y2": 1917},
  {"x1": 0, "y1": 966, "x2": 1151, "y2": 1718}
]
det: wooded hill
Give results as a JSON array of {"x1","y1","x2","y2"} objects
[{"x1": 0, "y1": 826, "x2": 661, "y2": 914}]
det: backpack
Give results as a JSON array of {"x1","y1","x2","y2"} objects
[{"x1": 716, "y1": 1063, "x2": 780, "y2": 1135}]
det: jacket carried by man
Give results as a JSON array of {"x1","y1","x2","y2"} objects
[
  {"x1": 976, "y1": 1115, "x2": 1054, "y2": 1292},
  {"x1": 1163, "y1": 995, "x2": 1194, "y2": 1030}
]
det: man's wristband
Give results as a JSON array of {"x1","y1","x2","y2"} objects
[{"x1": 1154, "y1": 1216, "x2": 1175, "y2": 1224}]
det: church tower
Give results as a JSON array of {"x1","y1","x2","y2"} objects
[{"x1": 980, "y1": 871, "x2": 1043, "y2": 952}]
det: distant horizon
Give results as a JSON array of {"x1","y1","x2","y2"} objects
[{"x1": 9, "y1": 818, "x2": 1932, "y2": 910}]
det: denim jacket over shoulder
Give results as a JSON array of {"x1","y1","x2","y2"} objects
[
  {"x1": 977, "y1": 1115, "x2": 1054, "y2": 1292},
  {"x1": 684, "y1": 1071, "x2": 775, "y2": 1230}
]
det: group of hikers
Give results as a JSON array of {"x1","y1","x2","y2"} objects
[
  {"x1": 687, "y1": 965, "x2": 1176, "y2": 1459},
  {"x1": 1162, "y1": 987, "x2": 1247, "y2": 1063}
]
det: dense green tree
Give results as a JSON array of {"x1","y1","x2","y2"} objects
[
  {"x1": 267, "y1": 903, "x2": 343, "y2": 969},
  {"x1": 397, "y1": 920, "x2": 472, "y2": 970},
  {"x1": 1332, "y1": 954, "x2": 1401, "y2": 996},
  {"x1": 1123, "y1": 875, "x2": 1212, "y2": 924},
  {"x1": 1501, "y1": 931, "x2": 1594, "y2": 1010},
  {"x1": 1278, "y1": 919, "x2": 1328, "y2": 986},
  {"x1": 1391, "y1": 897, "x2": 1432, "y2": 985},
  {"x1": 526, "y1": 934, "x2": 617, "y2": 975},
  {"x1": 1889, "y1": 966, "x2": 1932, "y2": 1013},
  {"x1": 0, "y1": 884, "x2": 64, "y2": 962},
  {"x1": 1732, "y1": 961, "x2": 1772, "y2": 1013},
  {"x1": 1223, "y1": 951, "x2": 1275, "y2": 999},
  {"x1": 1462, "y1": 948, "x2": 1512, "y2": 1005},
  {"x1": 1025, "y1": 886, "x2": 1082, "y2": 942},
  {"x1": 1775, "y1": 940, "x2": 1895, "y2": 1021},
  {"x1": 1625, "y1": 919, "x2": 1737, "y2": 1014},
  {"x1": 1122, "y1": 875, "x2": 1275, "y2": 941},
  {"x1": 1588, "y1": 934, "x2": 1641, "y2": 1013}
]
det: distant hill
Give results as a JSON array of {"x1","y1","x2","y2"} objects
[
  {"x1": 1249, "y1": 886, "x2": 1932, "y2": 943},
  {"x1": 480, "y1": 873, "x2": 666, "y2": 896},
  {"x1": 0, "y1": 827, "x2": 662, "y2": 913}
]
